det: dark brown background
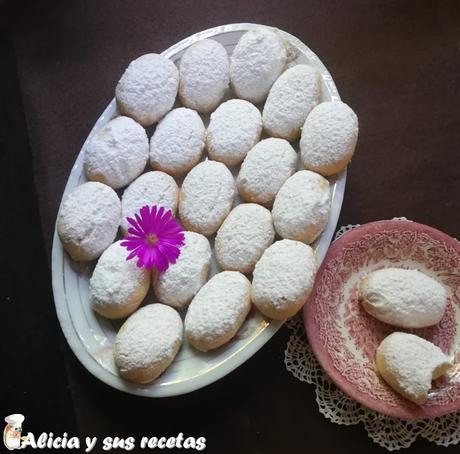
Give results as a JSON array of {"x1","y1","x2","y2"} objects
[{"x1": 2, "y1": 0, "x2": 460, "y2": 453}]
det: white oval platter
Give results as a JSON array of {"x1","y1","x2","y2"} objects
[{"x1": 51, "y1": 23, "x2": 346, "y2": 397}]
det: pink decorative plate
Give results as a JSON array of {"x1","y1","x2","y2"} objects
[{"x1": 305, "y1": 220, "x2": 460, "y2": 419}]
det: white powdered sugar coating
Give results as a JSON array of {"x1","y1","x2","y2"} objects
[
  {"x1": 263, "y1": 64, "x2": 321, "y2": 141},
  {"x1": 252, "y1": 239, "x2": 317, "y2": 320},
  {"x1": 237, "y1": 138, "x2": 297, "y2": 207},
  {"x1": 179, "y1": 160, "x2": 236, "y2": 236},
  {"x1": 121, "y1": 171, "x2": 179, "y2": 232},
  {"x1": 185, "y1": 271, "x2": 252, "y2": 352},
  {"x1": 114, "y1": 304, "x2": 183, "y2": 382},
  {"x1": 359, "y1": 268, "x2": 448, "y2": 328},
  {"x1": 300, "y1": 101, "x2": 359, "y2": 176},
  {"x1": 230, "y1": 27, "x2": 287, "y2": 103},
  {"x1": 116, "y1": 54, "x2": 179, "y2": 126},
  {"x1": 272, "y1": 170, "x2": 331, "y2": 244},
  {"x1": 215, "y1": 203, "x2": 275, "y2": 273},
  {"x1": 57, "y1": 182, "x2": 121, "y2": 261},
  {"x1": 376, "y1": 332, "x2": 451, "y2": 405},
  {"x1": 179, "y1": 39, "x2": 230, "y2": 113},
  {"x1": 153, "y1": 231, "x2": 212, "y2": 310},
  {"x1": 206, "y1": 99, "x2": 262, "y2": 166},
  {"x1": 90, "y1": 241, "x2": 150, "y2": 318},
  {"x1": 149, "y1": 107, "x2": 205, "y2": 176},
  {"x1": 84, "y1": 116, "x2": 149, "y2": 189}
]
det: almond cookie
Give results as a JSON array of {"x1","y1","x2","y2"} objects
[
  {"x1": 263, "y1": 64, "x2": 321, "y2": 141},
  {"x1": 359, "y1": 268, "x2": 448, "y2": 328},
  {"x1": 179, "y1": 160, "x2": 236, "y2": 236},
  {"x1": 114, "y1": 304, "x2": 183, "y2": 384},
  {"x1": 57, "y1": 182, "x2": 121, "y2": 261},
  {"x1": 116, "y1": 54, "x2": 179, "y2": 126},
  {"x1": 84, "y1": 116, "x2": 149, "y2": 189},
  {"x1": 215, "y1": 203, "x2": 274, "y2": 273},
  {"x1": 121, "y1": 171, "x2": 179, "y2": 233},
  {"x1": 153, "y1": 231, "x2": 212, "y2": 310},
  {"x1": 206, "y1": 99, "x2": 262, "y2": 166},
  {"x1": 237, "y1": 138, "x2": 297, "y2": 207},
  {"x1": 230, "y1": 27, "x2": 287, "y2": 103},
  {"x1": 149, "y1": 107, "x2": 205, "y2": 177},
  {"x1": 300, "y1": 101, "x2": 359, "y2": 176},
  {"x1": 251, "y1": 239, "x2": 317, "y2": 320},
  {"x1": 376, "y1": 332, "x2": 451, "y2": 405},
  {"x1": 179, "y1": 39, "x2": 229, "y2": 113},
  {"x1": 272, "y1": 170, "x2": 331, "y2": 244},
  {"x1": 185, "y1": 271, "x2": 251, "y2": 352},
  {"x1": 90, "y1": 241, "x2": 150, "y2": 319}
]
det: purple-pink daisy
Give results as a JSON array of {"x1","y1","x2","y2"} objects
[{"x1": 120, "y1": 205, "x2": 185, "y2": 271}]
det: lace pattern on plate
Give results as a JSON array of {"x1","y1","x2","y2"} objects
[{"x1": 284, "y1": 221, "x2": 460, "y2": 451}]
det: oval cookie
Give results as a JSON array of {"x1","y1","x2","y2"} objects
[
  {"x1": 185, "y1": 271, "x2": 251, "y2": 352},
  {"x1": 237, "y1": 138, "x2": 297, "y2": 207},
  {"x1": 153, "y1": 231, "x2": 212, "y2": 310},
  {"x1": 251, "y1": 239, "x2": 317, "y2": 320},
  {"x1": 114, "y1": 304, "x2": 183, "y2": 384},
  {"x1": 116, "y1": 53, "x2": 179, "y2": 126},
  {"x1": 179, "y1": 39, "x2": 229, "y2": 113},
  {"x1": 179, "y1": 160, "x2": 236, "y2": 235},
  {"x1": 84, "y1": 116, "x2": 149, "y2": 189},
  {"x1": 215, "y1": 203, "x2": 275, "y2": 273},
  {"x1": 90, "y1": 241, "x2": 150, "y2": 319},
  {"x1": 272, "y1": 170, "x2": 331, "y2": 244},
  {"x1": 263, "y1": 64, "x2": 321, "y2": 141},
  {"x1": 300, "y1": 101, "x2": 359, "y2": 176},
  {"x1": 57, "y1": 182, "x2": 121, "y2": 261},
  {"x1": 149, "y1": 107, "x2": 205, "y2": 176},
  {"x1": 359, "y1": 268, "x2": 448, "y2": 328},
  {"x1": 121, "y1": 171, "x2": 179, "y2": 233},
  {"x1": 376, "y1": 332, "x2": 451, "y2": 405},
  {"x1": 206, "y1": 99, "x2": 262, "y2": 166},
  {"x1": 230, "y1": 27, "x2": 287, "y2": 103}
]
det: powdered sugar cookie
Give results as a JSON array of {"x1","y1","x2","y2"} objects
[
  {"x1": 230, "y1": 28, "x2": 287, "y2": 103},
  {"x1": 376, "y1": 332, "x2": 451, "y2": 405},
  {"x1": 116, "y1": 54, "x2": 179, "y2": 126},
  {"x1": 237, "y1": 138, "x2": 297, "y2": 207},
  {"x1": 263, "y1": 65, "x2": 321, "y2": 141},
  {"x1": 114, "y1": 304, "x2": 183, "y2": 384},
  {"x1": 179, "y1": 39, "x2": 229, "y2": 113},
  {"x1": 57, "y1": 182, "x2": 121, "y2": 261},
  {"x1": 206, "y1": 99, "x2": 262, "y2": 166},
  {"x1": 300, "y1": 101, "x2": 359, "y2": 176},
  {"x1": 84, "y1": 116, "x2": 149, "y2": 189},
  {"x1": 252, "y1": 240, "x2": 317, "y2": 320},
  {"x1": 149, "y1": 108, "x2": 205, "y2": 176},
  {"x1": 215, "y1": 203, "x2": 274, "y2": 273},
  {"x1": 179, "y1": 160, "x2": 236, "y2": 235},
  {"x1": 185, "y1": 271, "x2": 251, "y2": 352},
  {"x1": 153, "y1": 231, "x2": 212, "y2": 310},
  {"x1": 272, "y1": 170, "x2": 331, "y2": 244},
  {"x1": 121, "y1": 171, "x2": 179, "y2": 232},
  {"x1": 90, "y1": 241, "x2": 150, "y2": 319},
  {"x1": 359, "y1": 268, "x2": 448, "y2": 328}
]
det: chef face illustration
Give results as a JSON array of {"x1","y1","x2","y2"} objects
[{"x1": 3, "y1": 414, "x2": 27, "y2": 450}]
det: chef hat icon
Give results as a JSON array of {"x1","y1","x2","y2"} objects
[{"x1": 4, "y1": 415, "x2": 24, "y2": 429}]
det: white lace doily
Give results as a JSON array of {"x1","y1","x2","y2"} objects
[{"x1": 284, "y1": 221, "x2": 460, "y2": 451}]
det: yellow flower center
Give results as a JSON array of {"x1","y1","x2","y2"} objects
[{"x1": 146, "y1": 233, "x2": 158, "y2": 246}]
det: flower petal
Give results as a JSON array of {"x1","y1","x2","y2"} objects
[
  {"x1": 126, "y1": 225, "x2": 145, "y2": 238},
  {"x1": 126, "y1": 216, "x2": 141, "y2": 231},
  {"x1": 126, "y1": 248, "x2": 141, "y2": 261}
]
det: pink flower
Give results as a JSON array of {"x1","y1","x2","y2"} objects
[{"x1": 121, "y1": 205, "x2": 185, "y2": 271}]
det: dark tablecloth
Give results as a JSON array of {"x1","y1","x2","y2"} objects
[{"x1": 6, "y1": 0, "x2": 460, "y2": 452}]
